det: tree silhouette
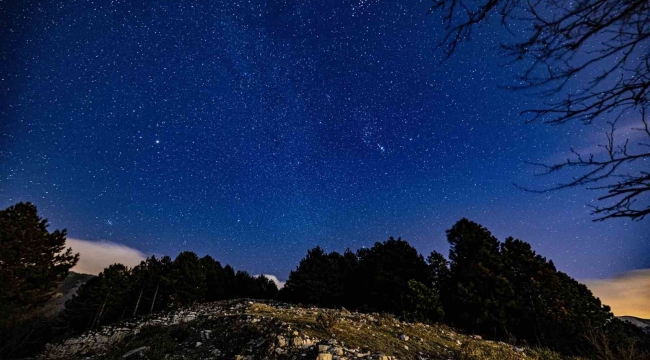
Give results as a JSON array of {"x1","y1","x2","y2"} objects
[
  {"x1": 429, "y1": 0, "x2": 650, "y2": 221},
  {"x1": 0, "y1": 202, "x2": 78, "y2": 356},
  {"x1": 60, "y1": 264, "x2": 131, "y2": 334}
]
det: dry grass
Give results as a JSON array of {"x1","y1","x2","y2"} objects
[
  {"x1": 315, "y1": 312, "x2": 339, "y2": 332},
  {"x1": 96, "y1": 301, "x2": 578, "y2": 360},
  {"x1": 250, "y1": 303, "x2": 584, "y2": 359}
]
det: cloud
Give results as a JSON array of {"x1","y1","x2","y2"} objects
[
  {"x1": 583, "y1": 269, "x2": 650, "y2": 319},
  {"x1": 258, "y1": 274, "x2": 285, "y2": 289},
  {"x1": 65, "y1": 238, "x2": 147, "y2": 275}
]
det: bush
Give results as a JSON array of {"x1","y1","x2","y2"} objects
[{"x1": 315, "y1": 311, "x2": 339, "y2": 332}]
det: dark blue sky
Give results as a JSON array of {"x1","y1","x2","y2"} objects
[{"x1": 1, "y1": 0, "x2": 647, "y2": 281}]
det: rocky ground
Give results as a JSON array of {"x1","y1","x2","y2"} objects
[{"x1": 36, "y1": 299, "x2": 572, "y2": 360}]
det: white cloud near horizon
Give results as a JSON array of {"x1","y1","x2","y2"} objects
[
  {"x1": 66, "y1": 238, "x2": 147, "y2": 275},
  {"x1": 259, "y1": 274, "x2": 285, "y2": 289},
  {"x1": 584, "y1": 269, "x2": 650, "y2": 319}
]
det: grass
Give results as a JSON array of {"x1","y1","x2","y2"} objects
[{"x1": 81, "y1": 301, "x2": 577, "y2": 360}]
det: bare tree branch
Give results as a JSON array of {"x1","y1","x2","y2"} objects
[{"x1": 430, "y1": 0, "x2": 650, "y2": 221}]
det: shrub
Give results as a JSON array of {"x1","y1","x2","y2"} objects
[{"x1": 315, "y1": 311, "x2": 339, "y2": 332}]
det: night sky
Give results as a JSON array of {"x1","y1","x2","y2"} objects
[{"x1": 1, "y1": 0, "x2": 648, "y2": 283}]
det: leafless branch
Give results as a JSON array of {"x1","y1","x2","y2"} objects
[{"x1": 430, "y1": 0, "x2": 650, "y2": 220}]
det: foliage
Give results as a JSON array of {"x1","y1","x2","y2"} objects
[
  {"x1": 59, "y1": 251, "x2": 278, "y2": 338},
  {"x1": 3, "y1": 201, "x2": 646, "y2": 358},
  {"x1": 280, "y1": 246, "x2": 358, "y2": 308},
  {"x1": 404, "y1": 279, "x2": 444, "y2": 323},
  {"x1": 0, "y1": 202, "x2": 78, "y2": 357},
  {"x1": 283, "y1": 218, "x2": 649, "y2": 356},
  {"x1": 59, "y1": 264, "x2": 132, "y2": 334},
  {"x1": 426, "y1": 250, "x2": 450, "y2": 290},
  {"x1": 355, "y1": 237, "x2": 430, "y2": 314},
  {"x1": 446, "y1": 219, "x2": 514, "y2": 337},
  {"x1": 169, "y1": 251, "x2": 206, "y2": 306}
]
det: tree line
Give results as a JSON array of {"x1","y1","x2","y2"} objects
[
  {"x1": 278, "y1": 219, "x2": 649, "y2": 357},
  {"x1": 0, "y1": 202, "x2": 276, "y2": 358},
  {"x1": 58, "y1": 251, "x2": 278, "y2": 335},
  {"x1": 1, "y1": 202, "x2": 648, "y2": 359}
]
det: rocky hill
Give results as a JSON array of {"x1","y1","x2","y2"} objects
[
  {"x1": 619, "y1": 316, "x2": 650, "y2": 335},
  {"x1": 37, "y1": 299, "x2": 572, "y2": 360},
  {"x1": 41, "y1": 272, "x2": 95, "y2": 317}
]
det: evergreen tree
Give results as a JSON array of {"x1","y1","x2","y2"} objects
[
  {"x1": 128, "y1": 256, "x2": 170, "y2": 317},
  {"x1": 498, "y1": 236, "x2": 617, "y2": 353},
  {"x1": 445, "y1": 218, "x2": 514, "y2": 337},
  {"x1": 0, "y1": 202, "x2": 78, "y2": 356},
  {"x1": 426, "y1": 250, "x2": 450, "y2": 292},
  {"x1": 355, "y1": 237, "x2": 430, "y2": 315},
  {"x1": 60, "y1": 264, "x2": 131, "y2": 334},
  {"x1": 222, "y1": 265, "x2": 237, "y2": 299},
  {"x1": 170, "y1": 252, "x2": 206, "y2": 306},
  {"x1": 404, "y1": 280, "x2": 444, "y2": 323},
  {"x1": 201, "y1": 255, "x2": 226, "y2": 301},
  {"x1": 281, "y1": 246, "x2": 336, "y2": 306},
  {"x1": 148, "y1": 255, "x2": 174, "y2": 313}
]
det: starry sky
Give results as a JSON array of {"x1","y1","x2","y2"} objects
[{"x1": 1, "y1": 0, "x2": 648, "y2": 283}]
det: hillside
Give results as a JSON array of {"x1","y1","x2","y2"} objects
[
  {"x1": 619, "y1": 316, "x2": 650, "y2": 335},
  {"x1": 40, "y1": 272, "x2": 95, "y2": 318},
  {"x1": 38, "y1": 299, "x2": 573, "y2": 360}
]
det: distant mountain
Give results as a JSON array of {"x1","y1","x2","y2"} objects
[
  {"x1": 41, "y1": 271, "x2": 95, "y2": 317},
  {"x1": 618, "y1": 316, "x2": 650, "y2": 334}
]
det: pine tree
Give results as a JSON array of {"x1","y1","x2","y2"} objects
[
  {"x1": 281, "y1": 246, "x2": 333, "y2": 306},
  {"x1": 201, "y1": 255, "x2": 226, "y2": 301},
  {"x1": 170, "y1": 252, "x2": 206, "y2": 306},
  {"x1": 355, "y1": 237, "x2": 430, "y2": 315},
  {"x1": 60, "y1": 264, "x2": 131, "y2": 334},
  {"x1": 404, "y1": 280, "x2": 444, "y2": 323},
  {"x1": 0, "y1": 202, "x2": 78, "y2": 356},
  {"x1": 445, "y1": 218, "x2": 514, "y2": 337},
  {"x1": 426, "y1": 251, "x2": 450, "y2": 292}
]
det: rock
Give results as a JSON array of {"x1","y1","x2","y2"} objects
[
  {"x1": 195, "y1": 341, "x2": 202, "y2": 347},
  {"x1": 292, "y1": 336, "x2": 304, "y2": 347},
  {"x1": 399, "y1": 334, "x2": 409, "y2": 341},
  {"x1": 200, "y1": 330, "x2": 212, "y2": 340},
  {"x1": 470, "y1": 334, "x2": 482, "y2": 340},
  {"x1": 277, "y1": 335, "x2": 287, "y2": 347},
  {"x1": 122, "y1": 346, "x2": 149, "y2": 358},
  {"x1": 514, "y1": 347, "x2": 525, "y2": 353},
  {"x1": 331, "y1": 347, "x2": 344, "y2": 356},
  {"x1": 212, "y1": 349, "x2": 222, "y2": 356},
  {"x1": 318, "y1": 344, "x2": 330, "y2": 352},
  {"x1": 317, "y1": 354, "x2": 333, "y2": 360}
]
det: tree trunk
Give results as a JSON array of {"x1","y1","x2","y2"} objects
[
  {"x1": 150, "y1": 283, "x2": 160, "y2": 314},
  {"x1": 93, "y1": 291, "x2": 110, "y2": 328},
  {"x1": 133, "y1": 287, "x2": 144, "y2": 317}
]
